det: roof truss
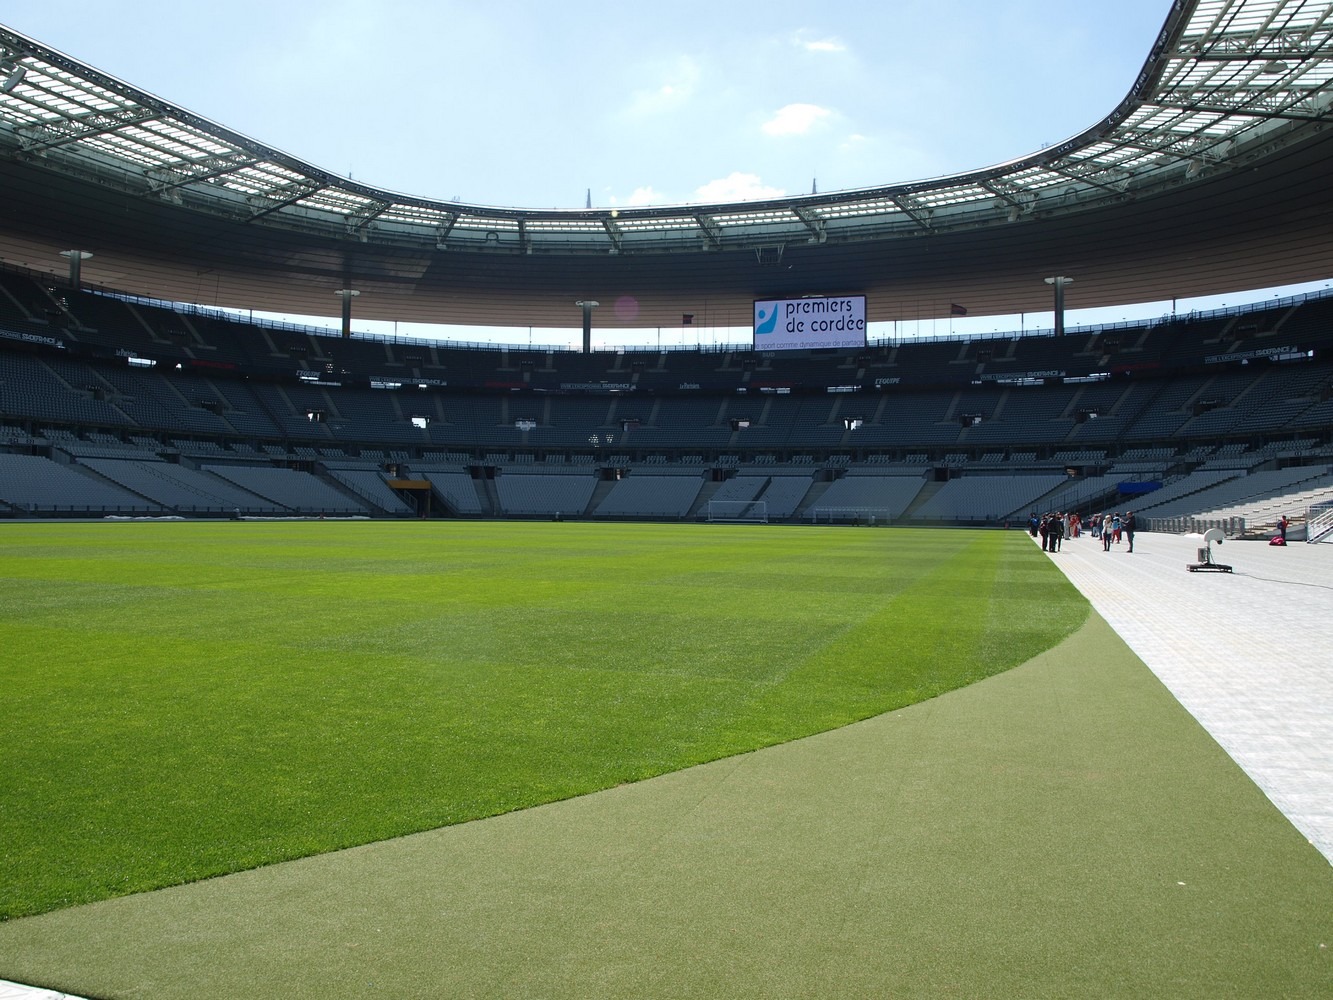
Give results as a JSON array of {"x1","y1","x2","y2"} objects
[{"x1": 0, "y1": 0, "x2": 1330, "y2": 255}]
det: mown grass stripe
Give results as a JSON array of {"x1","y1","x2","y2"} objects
[{"x1": 1, "y1": 522, "x2": 1084, "y2": 920}]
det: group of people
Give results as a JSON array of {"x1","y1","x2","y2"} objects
[
  {"x1": 1030, "y1": 511, "x2": 1080, "y2": 551},
  {"x1": 1028, "y1": 509, "x2": 1136, "y2": 553},
  {"x1": 1091, "y1": 510, "x2": 1137, "y2": 552}
]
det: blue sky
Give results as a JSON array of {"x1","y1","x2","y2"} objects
[{"x1": 6, "y1": 2, "x2": 1329, "y2": 345}]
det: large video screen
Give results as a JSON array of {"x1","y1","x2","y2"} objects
[{"x1": 753, "y1": 295, "x2": 866, "y2": 351}]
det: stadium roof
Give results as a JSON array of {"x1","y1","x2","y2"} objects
[{"x1": 0, "y1": 0, "x2": 1331, "y2": 330}]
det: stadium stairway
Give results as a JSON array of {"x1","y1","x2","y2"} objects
[
  {"x1": 320, "y1": 470, "x2": 390, "y2": 514},
  {"x1": 792, "y1": 480, "x2": 833, "y2": 521},
  {"x1": 585, "y1": 478, "x2": 618, "y2": 517},
  {"x1": 897, "y1": 479, "x2": 946, "y2": 521},
  {"x1": 687, "y1": 480, "x2": 724, "y2": 519},
  {"x1": 474, "y1": 477, "x2": 500, "y2": 517},
  {"x1": 66, "y1": 457, "x2": 163, "y2": 510},
  {"x1": 1016, "y1": 477, "x2": 1118, "y2": 519}
]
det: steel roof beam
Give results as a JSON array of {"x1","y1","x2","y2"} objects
[
  {"x1": 695, "y1": 215, "x2": 722, "y2": 250},
  {"x1": 143, "y1": 151, "x2": 260, "y2": 196},
  {"x1": 15, "y1": 106, "x2": 160, "y2": 154},
  {"x1": 891, "y1": 195, "x2": 934, "y2": 232},
  {"x1": 246, "y1": 180, "x2": 327, "y2": 223},
  {"x1": 791, "y1": 206, "x2": 826, "y2": 243},
  {"x1": 1151, "y1": 91, "x2": 1330, "y2": 118},
  {"x1": 602, "y1": 216, "x2": 623, "y2": 252},
  {"x1": 346, "y1": 199, "x2": 392, "y2": 234},
  {"x1": 434, "y1": 214, "x2": 458, "y2": 248}
]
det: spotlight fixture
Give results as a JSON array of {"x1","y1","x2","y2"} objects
[{"x1": 0, "y1": 64, "x2": 25, "y2": 94}]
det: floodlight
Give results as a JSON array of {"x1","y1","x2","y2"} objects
[{"x1": 1, "y1": 65, "x2": 25, "y2": 94}]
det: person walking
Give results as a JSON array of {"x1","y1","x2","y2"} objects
[
  {"x1": 1102, "y1": 513, "x2": 1113, "y2": 551},
  {"x1": 1124, "y1": 510, "x2": 1136, "y2": 552},
  {"x1": 1279, "y1": 514, "x2": 1289, "y2": 542}
]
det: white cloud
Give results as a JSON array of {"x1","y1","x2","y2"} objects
[
  {"x1": 789, "y1": 28, "x2": 847, "y2": 53},
  {"x1": 626, "y1": 186, "x2": 663, "y2": 206},
  {"x1": 694, "y1": 172, "x2": 786, "y2": 203},
  {"x1": 798, "y1": 35, "x2": 846, "y2": 53},
  {"x1": 761, "y1": 103, "x2": 833, "y2": 137},
  {"x1": 603, "y1": 186, "x2": 668, "y2": 208},
  {"x1": 624, "y1": 56, "x2": 701, "y2": 117}
]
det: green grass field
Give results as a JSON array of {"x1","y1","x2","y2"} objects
[{"x1": 0, "y1": 520, "x2": 1086, "y2": 921}]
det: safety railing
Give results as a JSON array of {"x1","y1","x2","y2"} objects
[
  {"x1": 1307, "y1": 502, "x2": 1333, "y2": 544},
  {"x1": 1143, "y1": 515, "x2": 1246, "y2": 536}
]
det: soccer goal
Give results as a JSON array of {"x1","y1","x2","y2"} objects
[{"x1": 707, "y1": 500, "x2": 769, "y2": 523}]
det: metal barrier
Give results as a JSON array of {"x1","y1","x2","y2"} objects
[
  {"x1": 1143, "y1": 515, "x2": 1247, "y2": 536},
  {"x1": 810, "y1": 506, "x2": 893, "y2": 525},
  {"x1": 1308, "y1": 502, "x2": 1333, "y2": 544}
]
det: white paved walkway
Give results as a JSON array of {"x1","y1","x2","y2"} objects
[
  {"x1": 1037, "y1": 527, "x2": 1333, "y2": 863},
  {"x1": 0, "y1": 982, "x2": 78, "y2": 1000}
]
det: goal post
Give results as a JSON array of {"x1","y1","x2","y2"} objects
[{"x1": 707, "y1": 499, "x2": 769, "y2": 523}]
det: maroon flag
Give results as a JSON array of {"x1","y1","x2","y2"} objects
[{"x1": 950, "y1": 303, "x2": 968, "y2": 316}]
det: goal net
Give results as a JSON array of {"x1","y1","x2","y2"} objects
[
  {"x1": 809, "y1": 506, "x2": 892, "y2": 525},
  {"x1": 707, "y1": 500, "x2": 769, "y2": 523}
]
